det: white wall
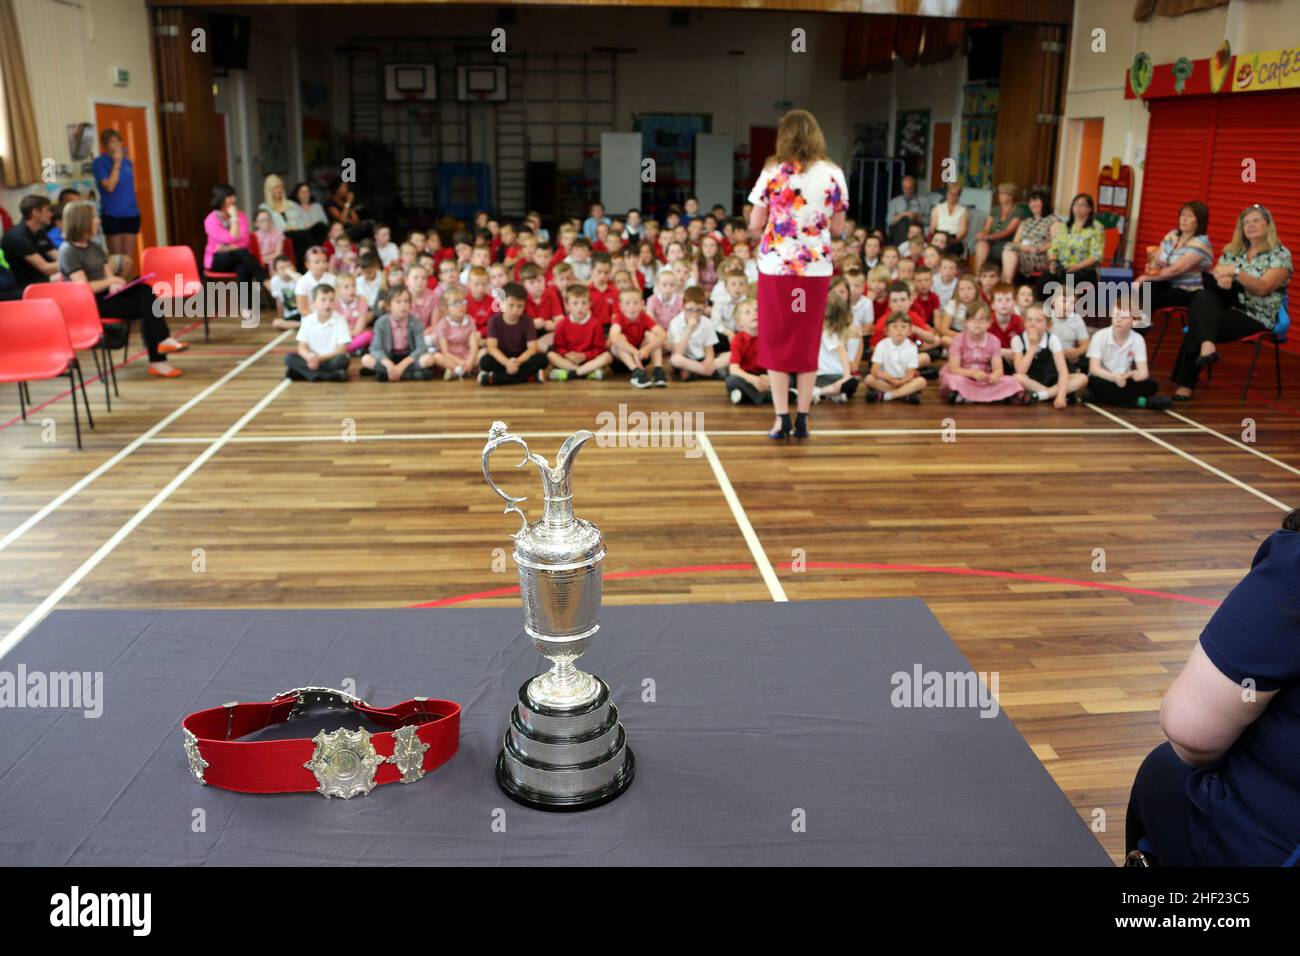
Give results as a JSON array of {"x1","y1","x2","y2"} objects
[{"x1": 2, "y1": 0, "x2": 164, "y2": 240}]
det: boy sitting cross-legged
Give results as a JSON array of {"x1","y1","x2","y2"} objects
[
  {"x1": 865, "y1": 311, "x2": 926, "y2": 404},
  {"x1": 284, "y1": 284, "x2": 351, "y2": 382},
  {"x1": 668, "y1": 285, "x2": 728, "y2": 380},
  {"x1": 608, "y1": 287, "x2": 667, "y2": 388},
  {"x1": 480, "y1": 283, "x2": 549, "y2": 386},
  {"x1": 725, "y1": 298, "x2": 770, "y2": 404},
  {"x1": 547, "y1": 285, "x2": 612, "y2": 381}
]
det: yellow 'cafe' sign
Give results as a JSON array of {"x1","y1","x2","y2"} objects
[{"x1": 1233, "y1": 47, "x2": 1300, "y2": 92}]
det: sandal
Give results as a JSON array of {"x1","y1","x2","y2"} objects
[{"x1": 148, "y1": 364, "x2": 183, "y2": 378}]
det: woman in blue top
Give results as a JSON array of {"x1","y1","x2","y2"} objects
[
  {"x1": 1133, "y1": 200, "x2": 1213, "y2": 315},
  {"x1": 91, "y1": 129, "x2": 140, "y2": 274},
  {"x1": 1126, "y1": 509, "x2": 1300, "y2": 866}
]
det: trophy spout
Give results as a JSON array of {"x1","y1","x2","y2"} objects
[{"x1": 541, "y1": 429, "x2": 595, "y2": 528}]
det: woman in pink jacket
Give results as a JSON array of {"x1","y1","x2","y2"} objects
[{"x1": 203, "y1": 183, "x2": 261, "y2": 285}]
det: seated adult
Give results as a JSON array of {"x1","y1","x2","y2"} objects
[
  {"x1": 324, "y1": 180, "x2": 372, "y2": 243},
  {"x1": 1002, "y1": 187, "x2": 1058, "y2": 283},
  {"x1": 0, "y1": 248, "x2": 20, "y2": 301},
  {"x1": 203, "y1": 182, "x2": 261, "y2": 286},
  {"x1": 929, "y1": 184, "x2": 969, "y2": 257},
  {"x1": 1133, "y1": 201, "x2": 1213, "y2": 316},
  {"x1": 1, "y1": 194, "x2": 58, "y2": 290},
  {"x1": 1042, "y1": 192, "x2": 1103, "y2": 298},
  {"x1": 59, "y1": 200, "x2": 186, "y2": 378},
  {"x1": 260, "y1": 174, "x2": 302, "y2": 270},
  {"x1": 1173, "y1": 204, "x2": 1292, "y2": 401},
  {"x1": 1126, "y1": 509, "x2": 1300, "y2": 866},
  {"x1": 886, "y1": 175, "x2": 930, "y2": 246},
  {"x1": 283, "y1": 181, "x2": 329, "y2": 268},
  {"x1": 973, "y1": 183, "x2": 1022, "y2": 274}
]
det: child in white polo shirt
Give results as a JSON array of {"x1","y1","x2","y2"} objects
[
  {"x1": 865, "y1": 311, "x2": 925, "y2": 403},
  {"x1": 285, "y1": 284, "x2": 351, "y2": 382},
  {"x1": 1085, "y1": 302, "x2": 1172, "y2": 409}
]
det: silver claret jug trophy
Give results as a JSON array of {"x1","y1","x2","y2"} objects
[{"x1": 482, "y1": 421, "x2": 635, "y2": 810}]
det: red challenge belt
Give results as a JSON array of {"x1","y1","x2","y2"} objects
[{"x1": 181, "y1": 687, "x2": 461, "y2": 798}]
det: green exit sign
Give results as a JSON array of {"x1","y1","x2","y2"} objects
[{"x1": 113, "y1": 67, "x2": 130, "y2": 87}]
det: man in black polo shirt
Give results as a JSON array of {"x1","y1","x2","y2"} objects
[{"x1": 1, "y1": 194, "x2": 58, "y2": 290}]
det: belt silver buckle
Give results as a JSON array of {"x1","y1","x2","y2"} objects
[{"x1": 274, "y1": 686, "x2": 366, "y2": 721}]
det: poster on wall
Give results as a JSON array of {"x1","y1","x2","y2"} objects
[
  {"x1": 258, "y1": 100, "x2": 290, "y2": 178},
  {"x1": 300, "y1": 81, "x2": 331, "y2": 173},
  {"x1": 894, "y1": 109, "x2": 930, "y2": 179}
]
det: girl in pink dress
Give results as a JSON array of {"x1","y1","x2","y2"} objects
[{"x1": 939, "y1": 309, "x2": 1025, "y2": 403}]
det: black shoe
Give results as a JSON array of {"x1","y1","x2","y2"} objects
[
  {"x1": 1023, "y1": 391, "x2": 1040, "y2": 404},
  {"x1": 412, "y1": 368, "x2": 433, "y2": 381},
  {"x1": 375, "y1": 366, "x2": 390, "y2": 382},
  {"x1": 842, "y1": 377, "x2": 860, "y2": 400},
  {"x1": 1080, "y1": 389, "x2": 1095, "y2": 404},
  {"x1": 652, "y1": 366, "x2": 667, "y2": 387},
  {"x1": 768, "y1": 413, "x2": 792, "y2": 441},
  {"x1": 1195, "y1": 351, "x2": 1221, "y2": 369},
  {"x1": 1146, "y1": 395, "x2": 1173, "y2": 410},
  {"x1": 905, "y1": 393, "x2": 921, "y2": 404},
  {"x1": 360, "y1": 364, "x2": 376, "y2": 377},
  {"x1": 793, "y1": 412, "x2": 809, "y2": 440},
  {"x1": 1172, "y1": 390, "x2": 1194, "y2": 402},
  {"x1": 866, "y1": 390, "x2": 882, "y2": 403},
  {"x1": 631, "y1": 369, "x2": 652, "y2": 389},
  {"x1": 920, "y1": 365, "x2": 940, "y2": 380},
  {"x1": 479, "y1": 371, "x2": 494, "y2": 386}
]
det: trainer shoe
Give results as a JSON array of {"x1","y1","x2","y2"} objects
[
  {"x1": 729, "y1": 387, "x2": 743, "y2": 404},
  {"x1": 652, "y1": 367, "x2": 667, "y2": 388},
  {"x1": 1147, "y1": 395, "x2": 1173, "y2": 410},
  {"x1": 632, "y1": 369, "x2": 652, "y2": 389},
  {"x1": 549, "y1": 369, "x2": 571, "y2": 381},
  {"x1": 479, "y1": 371, "x2": 494, "y2": 386},
  {"x1": 586, "y1": 369, "x2": 605, "y2": 381},
  {"x1": 536, "y1": 369, "x2": 547, "y2": 384},
  {"x1": 866, "y1": 390, "x2": 883, "y2": 403}
]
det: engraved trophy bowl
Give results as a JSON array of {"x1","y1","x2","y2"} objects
[{"x1": 482, "y1": 420, "x2": 635, "y2": 810}]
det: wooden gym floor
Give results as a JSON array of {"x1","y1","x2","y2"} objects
[{"x1": 2, "y1": 312, "x2": 1296, "y2": 864}]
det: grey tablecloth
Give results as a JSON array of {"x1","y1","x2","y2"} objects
[{"x1": 0, "y1": 601, "x2": 1110, "y2": 865}]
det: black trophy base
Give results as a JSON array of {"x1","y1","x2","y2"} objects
[{"x1": 495, "y1": 747, "x2": 636, "y2": 812}]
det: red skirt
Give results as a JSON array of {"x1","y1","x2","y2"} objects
[{"x1": 756, "y1": 272, "x2": 830, "y2": 374}]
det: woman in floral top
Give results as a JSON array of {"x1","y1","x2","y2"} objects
[
  {"x1": 747, "y1": 109, "x2": 848, "y2": 441},
  {"x1": 1176, "y1": 204, "x2": 1293, "y2": 400},
  {"x1": 1043, "y1": 193, "x2": 1104, "y2": 297},
  {"x1": 1001, "y1": 188, "x2": 1058, "y2": 283}
]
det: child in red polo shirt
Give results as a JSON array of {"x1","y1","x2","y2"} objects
[
  {"x1": 987, "y1": 282, "x2": 1025, "y2": 366},
  {"x1": 548, "y1": 285, "x2": 612, "y2": 381},
  {"x1": 520, "y1": 262, "x2": 564, "y2": 355},
  {"x1": 725, "y1": 299, "x2": 770, "y2": 404},
  {"x1": 464, "y1": 266, "x2": 497, "y2": 337},
  {"x1": 868, "y1": 282, "x2": 939, "y2": 373},
  {"x1": 587, "y1": 253, "x2": 619, "y2": 327},
  {"x1": 608, "y1": 287, "x2": 667, "y2": 389},
  {"x1": 911, "y1": 266, "x2": 941, "y2": 326}
]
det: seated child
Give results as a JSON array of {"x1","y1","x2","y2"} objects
[
  {"x1": 977, "y1": 262, "x2": 1000, "y2": 306},
  {"x1": 725, "y1": 298, "x2": 769, "y2": 404},
  {"x1": 284, "y1": 284, "x2": 350, "y2": 382},
  {"x1": 868, "y1": 264, "x2": 891, "y2": 319},
  {"x1": 402, "y1": 266, "x2": 437, "y2": 339},
  {"x1": 608, "y1": 286, "x2": 667, "y2": 389},
  {"x1": 269, "y1": 256, "x2": 302, "y2": 330},
  {"x1": 547, "y1": 285, "x2": 612, "y2": 381},
  {"x1": 431, "y1": 286, "x2": 481, "y2": 380},
  {"x1": 937, "y1": 275, "x2": 980, "y2": 348},
  {"x1": 933, "y1": 254, "x2": 960, "y2": 307},
  {"x1": 668, "y1": 286, "x2": 727, "y2": 380},
  {"x1": 587, "y1": 254, "x2": 619, "y2": 328},
  {"x1": 1047, "y1": 288, "x2": 1090, "y2": 370},
  {"x1": 328, "y1": 235, "x2": 356, "y2": 275},
  {"x1": 814, "y1": 296, "x2": 860, "y2": 403},
  {"x1": 480, "y1": 283, "x2": 548, "y2": 386},
  {"x1": 646, "y1": 269, "x2": 682, "y2": 330},
  {"x1": 911, "y1": 266, "x2": 941, "y2": 326},
  {"x1": 332, "y1": 273, "x2": 372, "y2": 355},
  {"x1": 355, "y1": 251, "x2": 384, "y2": 312},
  {"x1": 374, "y1": 225, "x2": 399, "y2": 266},
  {"x1": 1085, "y1": 299, "x2": 1172, "y2": 409},
  {"x1": 1011, "y1": 302, "x2": 1088, "y2": 407},
  {"x1": 1014, "y1": 281, "x2": 1036, "y2": 318},
  {"x1": 362, "y1": 287, "x2": 437, "y2": 382},
  {"x1": 896, "y1": 258, "x2": 916, "y2": 284},
  {"x1": 865, "y1": 312, "x2": 926, "y2": 404},
  {"x1": 939, "y1": 307, "x2": 1024, "y2": 403},
  {"x1": 253, "y1": 210, "x2": 284, "y2": 275},
  {"x1": 880, "y1": 245, "x2": 901, "y2": 279},
  {"x1": 294, "y1": 246, "x2": 335, "y2": 319},
  {"x1": 464, "y1": 266, "x2": 497, "y2": 338},
  {"x1": 987, "y1": 283, "x2": 1026, "y2": 364},
  {"x1": 520, "y1": 263, "x2": 564, "y2": 354},
  {"x1": 868, "y1": 282, "x2": 939, "y2": 368}
]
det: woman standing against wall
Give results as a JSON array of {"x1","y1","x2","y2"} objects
[{"x1": 747, "y1": 109, "x2": 848, "y2": 441}]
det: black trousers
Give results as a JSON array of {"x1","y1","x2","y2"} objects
[
  {"x1": 725, "y1": 374, "x2": 771, "y2": 404},
  {"x1": 96, "y1": 285, "x2": 171, "y2": 363},
  {"x1": 285, "y1": 226, "x2": 328, "y2": 270},
  {"x1": 1173, "y1": 289, "x2": 1267, "y2": 389},
  {"x1": 481, "y1": 352, "x2": 547, "y2": 385},
  {"x1": 210, "y1": 248, "x2": 262, "y2": 284},
  {"x1": 284, "y1": 353, "x2": 349, "y2": 381},
  {"x1": 1125, "y1": 742, "x2": 1198, "y2": 865},
  {"x1": 1035, "y1": 267, "x2": 1098, "y2": 300},
  {"x1": 1087, "y1": 374, "x2": 1158, "y2": 407},
  {"x1": 1146, "y1": 282, "x2": 1197, "y2": 314}
]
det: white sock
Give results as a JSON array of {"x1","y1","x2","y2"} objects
[
  {"x1": 882, "y1": 392, "x2": 894, "y2": 401},
  {"x1": 1036, "y1": 390, "x2": 1050, "y2": 400}
]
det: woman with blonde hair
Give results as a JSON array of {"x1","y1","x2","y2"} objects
[
  {"x1": 973, "y1": 183, "x2": 1022, "y2": 273},
  {"x1": 747, "y1": 108, "x2": 848, "y2": 440},
  {"x1": 1174, "y1": 204, "x2": 1292, "y2": 401}
]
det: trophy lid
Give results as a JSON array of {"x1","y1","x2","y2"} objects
[{"x1": 483, "y1": 422, "x2": 606, "y2": 570}]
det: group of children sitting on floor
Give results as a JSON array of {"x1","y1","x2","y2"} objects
[{"x1": 269, "y1": 201, "x2": 1171, "y2": 410}]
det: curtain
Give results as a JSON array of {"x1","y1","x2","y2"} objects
[
  {"x1": 0, "y1": 0, "x2": 42, "y2": 187},
  {"x1": 919, "y1": 19, "x2": 966, "y2": 66},
  {"x1": 841, "y1": 14, "x2": 900, "y2": 80},
  {"x1": 1134, "y1": 0, "x2": 1230, "y2": 21}
]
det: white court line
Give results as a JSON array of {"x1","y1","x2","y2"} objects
[
  {"x1": 696, "y1": 431, "x2": 787, "y2": 602},
  {"x1": 141, "y1": 426, "x2": 1203, "y2": 444},
  {"x1": 1086, "y1": 403, "x2": 1292, "y2": 512},
  {"x1": 0, "y1": 330, "x2": 292, "y2": 554},
  {"x1": 0, "y1": 378, "x2": 291, "y2": 662},
  {"x1": 1163, "y1": 408, "x2": 1300, "y2": 479}
]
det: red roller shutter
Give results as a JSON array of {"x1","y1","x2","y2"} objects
[
  {"x1": 1203, "y1": 90, "x2": 1300, "y2": 312},
  {"x1": 1133, "y1": 98, "x2": 1212, "y2": 274}
]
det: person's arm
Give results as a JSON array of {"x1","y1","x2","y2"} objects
[
  {"x1": 1234, "y1": 266, "x2": 1291, "y2": 298},
  {"x1": 1160, "y1": 641, "x2": 1277, "y2": 767},
  {"x1": 747, "y1": 204, "x2": 768, "y2": 241},
  {"x1": 99, "y1": 154, "x2": 123, "y2": 194},
  {"x1": 1011, "y1": 340, "x2": 1032, "y2": 376},
  {"x1": 65, "y1": 267, "x2": 118, "y2": 295},
  {"x1": 993, "y1": 216, "x2": 1021, "y2": 242},
  {"x1": 26, "y1": 251, "x2": 59, "y2": 277},
  {"x1": 1051, "y1": 349, "x2": 1070, "y2": 408},
  {"x1": 975, "y1": 215, "x2": 993, "y2": 241},
  {"x1": 834, "y1": 342, "x2": 851, "y2": 386},
  {"x1": 1131, "y1": 359, "x2": 1150, "y2": 383},
  {"x1": 953, "y1": 208, "x2": 969, "y2": 243}
]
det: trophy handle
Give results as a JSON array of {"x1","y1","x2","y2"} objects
[{"x1": 482, "y1": 422, "x2": 548, "y2": 533}]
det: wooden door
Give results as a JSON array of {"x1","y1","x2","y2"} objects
[
  {"x1": 993, "y1": 24, "x2": 1067, "y2": 192},
  {"x1": 930, "y1": 121, "x2": 952, "y2": 191},
  {"x1": 93, "y1": 104, "x2": 157, "y2": 256}
]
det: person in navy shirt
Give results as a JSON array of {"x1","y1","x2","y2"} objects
[
  {"x1": 1127, "y1": 509, "x2": 1300, "y2": 866},
  {"x1": 91, "y1": 129, "x2": 140, "y2": 274}
]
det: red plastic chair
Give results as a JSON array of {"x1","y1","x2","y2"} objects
[
  {"x1": 0, "y1": 299, "x2": 94, "y2": 449},
  {"x1": 203, "y1": 234, "x2": 258, "y2": 338},
  {"x1": 141, "y1": 245, "x2": 206, "y2": 344},
  {"x1": 24, "y1": 282, "x2": 120, "y2": 412},
  {"x1": 1148, "y1": 306, "x2": 1187, "y2": 365}
]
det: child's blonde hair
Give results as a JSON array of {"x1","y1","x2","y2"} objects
[
  {"x1": 823, "y1": 295, "x2": 853, "y2": 338},
  {"x1": 867, "y1": 265, "x2": 891, "y2": 284}
]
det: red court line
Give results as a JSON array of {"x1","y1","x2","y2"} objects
[
  {"x1": 410, "y1": 561, "x2": 1222, "y2": 608},
  {"x1": 0, "y1": 319, "x2": 205, "y2": 431}
]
